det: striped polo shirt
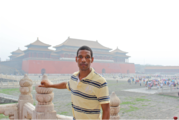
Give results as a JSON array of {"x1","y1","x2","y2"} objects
[{"x1": 66, "y1": 68, "x2": 110, "y2": 120}]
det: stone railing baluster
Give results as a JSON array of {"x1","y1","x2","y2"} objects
[
  {"x1": 110, "y1": 91, "x2": 120, "y2": 120},
  {"x1": 18, "y1": 74, "x2": 33, "y2": 119},
  {"x1": 33, "y1": 74, "x2": 57, "y2": 119}
]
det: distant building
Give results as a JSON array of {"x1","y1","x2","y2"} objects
[
  {"x1": 4, "y1": 37, "x2": 135, "y2": 74},
  {"x1": 145, "y1": 66, "x2": 179, "y2": 74},
  {"x1": 9, "y1": 48, "x2": 24, "y2": 61}
]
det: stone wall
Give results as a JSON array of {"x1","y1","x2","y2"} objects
[{"x1": 22, "y1": 59, "x2": 135, "y2": 74}]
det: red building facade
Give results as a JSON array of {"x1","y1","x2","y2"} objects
[{"x1": 11, "y1": 37, "x2": 135, "y2": 74}]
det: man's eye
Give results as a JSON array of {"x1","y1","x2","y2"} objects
[
  {"x1": 79, "y1": 56, "x2": 83, "y2": 59},
  {"x1": 86, "y1": 56, "x2": 90, "y2": 59}
]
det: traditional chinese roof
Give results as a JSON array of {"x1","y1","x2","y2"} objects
[
  {"x1": 25, "y1": 37, "x2": 51, "y2": 47},
  {"x1": 54, "y1": 37, "x2": 111, "y2": 50},
  {"x1": 24, "y1": 47, "x2": 53, "y2": 52},
  {"x1": 11, "y1": 48, "x2": 24, "y2": 54},
  {"x1": 9, "y1": 54, "x2": 18, "y2": 57},
  {"x1": 55, "y1": 48, "x2": 112, "y2": 55},
  {"x1": 16, "y1": 53, "x2": 25, "y2": 58},
  {"x1": 9, "y1": 48, "x2": 24, "y2": 59},
  {"x1": 110, "y1": 47, "x2": 127, "y2": 54}
]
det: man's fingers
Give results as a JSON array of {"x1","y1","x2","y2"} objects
[
  {"x1": 39, "y1": 80, "x2": 49, "y2": 88},
  {"x1": 39, "y1": 85, "x2": 44, "y2": 87},
  {"x1": 41, "y1": 81, "x2": 45, "y2": 84}
]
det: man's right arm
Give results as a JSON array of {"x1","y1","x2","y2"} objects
[
  {"x1": 49, "y1": 82, "x2": 67, "y2": 89},
  {"x1": 39, "y1": 80, "x2": 67, "y2": 89}
]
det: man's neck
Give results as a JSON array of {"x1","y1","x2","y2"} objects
[{"x1": 79, "y1": 68, "x2": 91, "y2": 80}]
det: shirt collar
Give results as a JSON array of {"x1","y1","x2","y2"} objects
[{"x1": 74, "y1": 68, "x2": 95, "y2": 80}]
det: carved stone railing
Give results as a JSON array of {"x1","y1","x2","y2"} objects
[
  {"x1": 0, "y1": 104, "x2": 18, "y2": 120},
  {"x1": 0, "y1": 74, "x2": 120, "y2": 120},
  {"x1": 0, "y1": 74, "x2": 33, "y2": 119},
  {"x1": 0, "y1": 81, "x2": 19, "y2": 88},
  {"x1": 0, "y1": 74, "x2": 69, "y2": 88},
  {"x1": 0, "y1": 74, "x2": 73, "y2": 119},
  {"x1": 23, "y1": 102, "x2": 35, "y2": 119},
  {"x1": 0, "y1": 74, "x2": 21, "y2": 81},
  {"x1": 0, "y1": 74, "x2": 70, "y2": 82}
]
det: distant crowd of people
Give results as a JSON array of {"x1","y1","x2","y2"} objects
[{"x1": 127, "y1": 75, "x2": 179, "y2": 90}]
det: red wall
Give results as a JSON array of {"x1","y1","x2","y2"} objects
[{"x1": 22, "y1": 60, "x2": 135, "y2": 74}]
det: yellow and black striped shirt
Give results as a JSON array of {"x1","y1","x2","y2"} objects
[{"x1": 66, "y1": 68, "x2": 110, "y2": 119}]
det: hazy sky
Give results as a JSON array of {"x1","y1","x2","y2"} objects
[{"x1": 0, "y1": 0, "x2": 179, "y2": 66}]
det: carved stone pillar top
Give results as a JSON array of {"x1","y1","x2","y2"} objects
[
  {"x1": 19, "y1": 74, "x2": 33, "y2": 87},
  {"x1": 19, "y1": 74, "x2": 33, "y2": 95},
  {"x1": 110, "y1": 92, "x2": 120, "y2": 107},
  {"x1": 35, "y1": 74, "x2": 54, "y2": 94},
  {"x1": 35, "y1": 74, "x2": 55, "y2": 114},
  {"x1": 110, "y1": 91, "x2": 120, "y2": 119}
]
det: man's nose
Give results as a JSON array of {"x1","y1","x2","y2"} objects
[{"x1": 82, "y1": 57, "x2": 86, "y2": 62}]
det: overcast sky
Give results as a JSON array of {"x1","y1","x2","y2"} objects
[{"x1": 0, "y1": 0, "x2": 179, "y2": 66}]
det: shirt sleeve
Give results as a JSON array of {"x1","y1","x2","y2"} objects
[
  {"x1": 66, "y1": 81, "x2": 71, "y2": 91},
  {"x1": 95, "y1": 78, "x2": 110, "y2": 104}
]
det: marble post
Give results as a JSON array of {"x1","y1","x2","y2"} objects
[
  {"x1": 33, "y1": 74, "x2": 58, "y2": 119},
  {"x1": 110, "y1": 92, "x2": 120, "y2": 120},
  {"x1": 18, "y1": 74, "x2": 33, "y2": 119}
]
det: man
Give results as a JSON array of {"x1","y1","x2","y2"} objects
[{"x1": 39, "y1": 46, "x2": 110, "y2": 120}]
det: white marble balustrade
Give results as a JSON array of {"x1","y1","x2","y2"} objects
[{"x1": 0, "y1": 74, "x2": 120, "y2": 120}]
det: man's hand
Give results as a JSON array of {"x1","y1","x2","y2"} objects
[
  {"x1": 39, "y1": 81, "x2": 67, "y2": 89},
  {"x1": 39, "y1": 80, "x2": 51, "y2": 88}
]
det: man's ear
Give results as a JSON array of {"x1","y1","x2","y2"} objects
[{"x1": 91, "y1": 57, "x2": 94, "y2": 63}]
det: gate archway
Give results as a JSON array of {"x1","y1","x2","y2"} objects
[
  {"x1": 41, "y1": 68, "x2": 46, "y2": 75},
  {"x1": 102, "y1": 69, "x2": 106, "y2": 74}
]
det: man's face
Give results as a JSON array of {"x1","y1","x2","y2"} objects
[{"x1": 76, "y1": 50, "x2": 94, "y2": 71}]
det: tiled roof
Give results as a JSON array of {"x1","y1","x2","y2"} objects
[
  {"x1": 9, "y1": 54, "x2": 17, "y2": 57},
  {"x1": 16, "y1": 53, "x2": 25, "y2": 58},
  {"x1": 25, "y1": 38, "x2": 51, "y2": 47},
  {"x1": 11, "y1": 48, "x2": 24, "y2": 54},
  {"x1": 24, "y1": 48, "x2": 53, "y2": 52},
  {"x1": 55, "y1": 49, "x2": 112, "y2": 55},
  {"x1": 54, "y1": 37, "x2": 111, "y2": 50},
  {"x1": 9, "y1": 53, "x2": 24, "y2": 58},
  {"x1": 110, "y1": 47, "x2": 127, "y2": 54}
]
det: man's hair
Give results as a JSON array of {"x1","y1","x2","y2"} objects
[{"x1": 77, "y1": 46, "x2": 93, "y2": 57}]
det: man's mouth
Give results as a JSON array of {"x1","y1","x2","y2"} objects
[{"x1": 80, "y1": 64, "x2": 87, "y2": 66}]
